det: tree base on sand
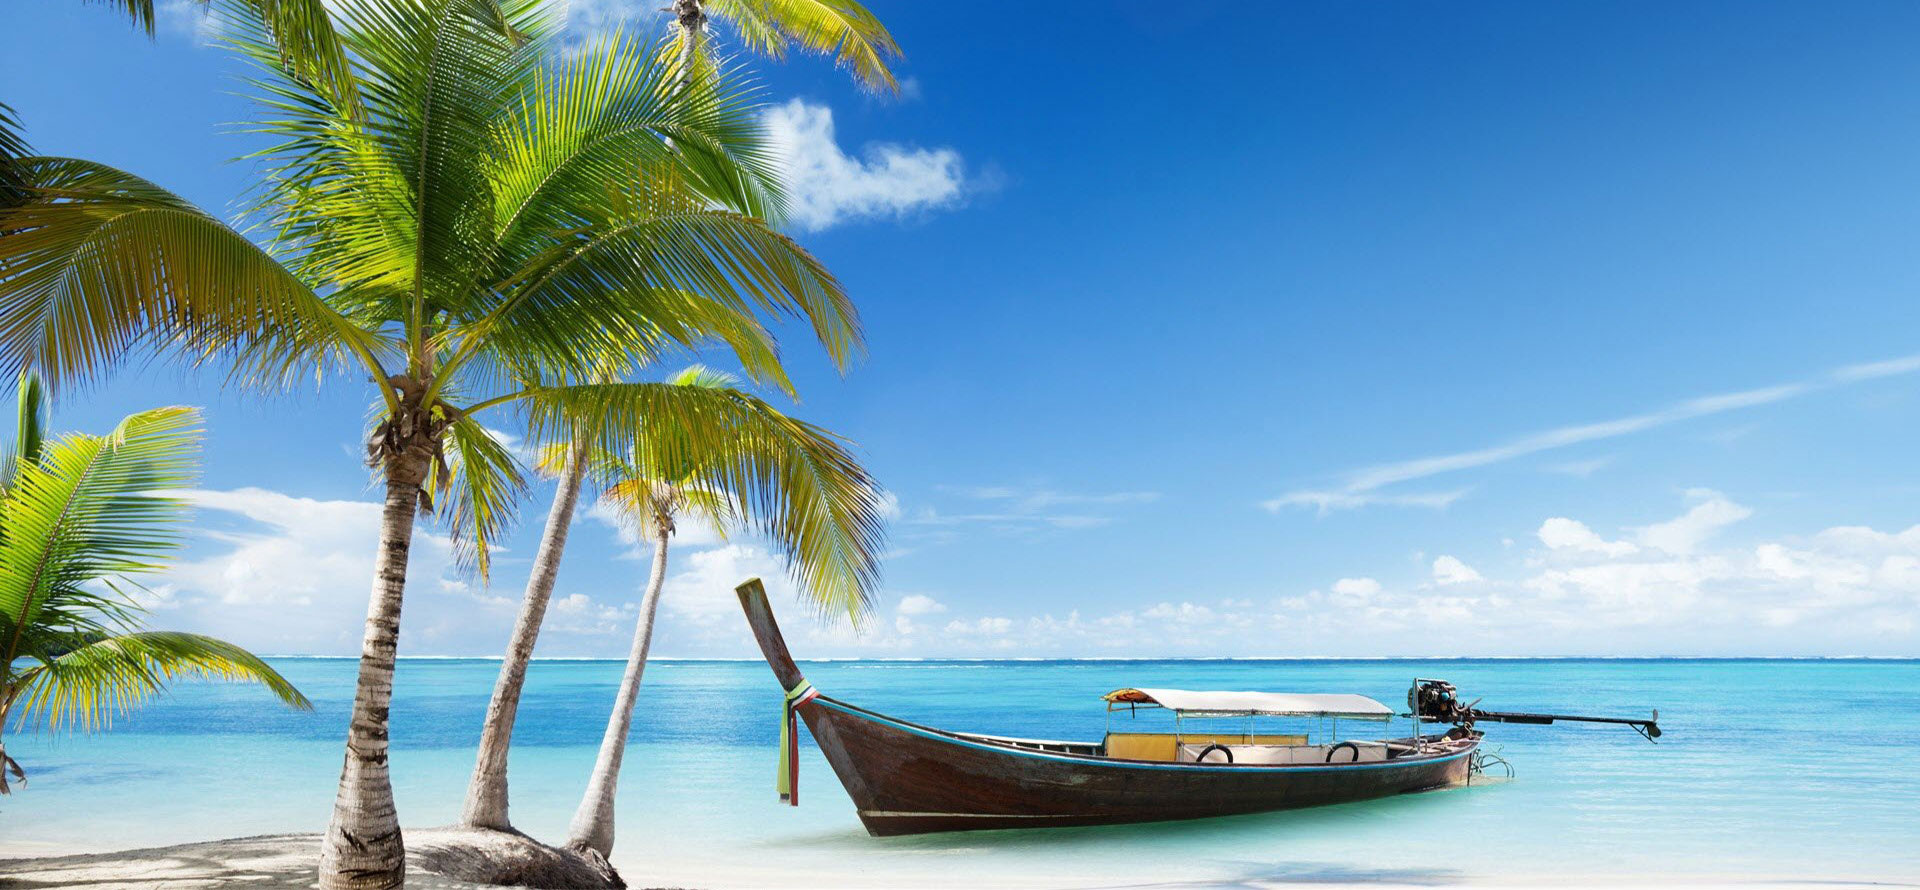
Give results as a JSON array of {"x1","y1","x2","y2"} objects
[{"x1": 408, "y1": 826, "x2": 625, "y2": 889}]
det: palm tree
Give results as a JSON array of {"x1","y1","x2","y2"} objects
[
  {"x1": 667, "y1": 0, "x2": 903, "y2": 94},
  {"x1": 0, "y1": 1, "x2": 862, "y2": 885},
  {"x1": 0, "y1": 374, "x2": 311, "y2": 795},
  {"x1": 72, "y1": 0, "x2": 532, "y2": 113},
  {"x1": 460, "y1": 0, "x2": 902, "y2": 835},
  {"x1": 562, "y1": 365, "x2": 884, "y2": 857}
]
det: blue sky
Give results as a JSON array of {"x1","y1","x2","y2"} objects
[{"x1": 5, "y1": 1, "x2": 1920, "y2": 657}]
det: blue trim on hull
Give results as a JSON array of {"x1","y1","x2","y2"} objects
[{"x1": 811, "y1": 697, "x2": 1475, "y2": 774}]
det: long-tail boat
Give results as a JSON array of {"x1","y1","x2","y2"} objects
[{"x1": 736, "y1": 579, "x2": 1660, "y2": 837}]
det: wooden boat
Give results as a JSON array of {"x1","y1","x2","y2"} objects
[{"x1": 735, "y1": 579, "x2": 1660, "y2": 837}]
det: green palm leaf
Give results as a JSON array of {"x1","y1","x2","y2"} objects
[
  {"x1": 507, "y1": 378, "x2": 885, "y2": 622},
  {"x1": 9, "y1": 630, "x2": 311, "y2": 733},
  {"x1": 0, "y1": 102, "x2": 29, "y2": 209},
  {"x1": 704, "y1": 0, "x2": 902, "y2": 94},
  {"x1": 0, "y1": 406, "x2": 201, "y2": 655},
  {"x1": 435, "y1": 415, "x2": 528, "y2": 578},
  {"x1": 0, "y1": 158, "x2": 372, "y2": 387}
]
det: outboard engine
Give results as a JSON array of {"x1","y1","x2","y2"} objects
[
  {"x1": 1408, "y1": 677, "x2": 1661, "y2": 741},
  {"x1": 1411, "y1": 679, "x2": 1469, "y2": 724}
]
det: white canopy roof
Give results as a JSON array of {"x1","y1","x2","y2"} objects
[{"x1": 1104, "y1": 688, "x2": 1395, "y2": 720}]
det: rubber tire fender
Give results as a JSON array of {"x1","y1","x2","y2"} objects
[{"x1": 1195, "y1": 743, "x2": 1234, "y2": 764}]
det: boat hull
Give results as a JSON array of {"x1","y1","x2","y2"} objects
[
  {"x1": 800, "y1": 697, "x2": 1476, "y2": 836},
  {"x1": 735, "y1": 578, "x2": 1476, "y2": 838}
]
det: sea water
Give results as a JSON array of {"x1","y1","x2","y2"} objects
[{"x1": 1, "y1": 658, "x2": 1916, "y2": 887}]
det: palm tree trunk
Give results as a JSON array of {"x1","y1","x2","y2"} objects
[
  {"x1": 671, "y1": 0, "x2": 705, "y2": 92},
  {"x1": 318, "y1": 453, "x2": 429, "y2": 890},
  {"x1": 565, "y1": 527, "x2": 671, "y2": 857},
  {"x1": 461, "y1": 448, "x2": 589, "y2": 830}
]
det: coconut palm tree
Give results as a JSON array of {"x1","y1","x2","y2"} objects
[
  {"x1": 0, "y1": 374, "x2": 311, "y2": 794},
  {"x1": 71, "y1": 0, "x2": 532, "y2": 114},
  {"x1": 461, "y1": 0, "x2": 901, "y2": 835},
  {"x1": 666, "y1": 0, "x2": 903, "y2": 94},
  {"x1": 561, "y1": 365, "x2": 883, "y2": 857},
  {"x1": 0, "y1": 0, "x2": 863, "y2": 885}
]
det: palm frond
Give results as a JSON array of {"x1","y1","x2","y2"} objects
[
  {"x1": 0, "y1": 158, "x2": 374, "y2": 389},
  {"x1": 0, "y1": 407, "x2": 200, "y2": 665},
  {"x1": 82, "y1": 0, "x2": 157, "y2": 34},
  {"x1": 9, "y1": 630, "x2": 311, "y2": 732},
  {"x1": 488, "y1": 31, "x2": 787, "y2": 261},
  {"x1": 434, "y1": 414, "x2": 527, "y2": 579},
  {"x1": 0, "y1": 102, "x2": 30, "y2": 209},
  {"x1": 2, "y1": 372, "x2": 47, "y2": 493},
  {"x1": 501, "y1": 380, "x2": 885, "y2": 622},
  {"x1": 499, "y1": 205, "x2": 861, "y2": 372},
  {"x1": 325, "y1": 0, "x2": 551, "y2": 337},
  {"x1": 706, "y1": 0, "x2": 902, "y2": 94}
]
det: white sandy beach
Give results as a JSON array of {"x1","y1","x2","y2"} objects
[{"x1": 3, "y1": 834, "x2": 1916, "y2": 890}]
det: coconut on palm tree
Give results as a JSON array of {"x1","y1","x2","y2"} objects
[
  {"x1": 0, "y1": 0, "x2": 862, "y2": 885},
  {"x1": 0, "y1": 375, "x2": 310, "y2": 794},
  {"x1": 560, "y1": 365, "x2": 884, "y2": 857}
]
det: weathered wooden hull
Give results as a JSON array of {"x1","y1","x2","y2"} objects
[
  {"x1": 798, "y1": 696, "x2": 1475, "y2": 836},
  {"x1": 735, "y1": 578, "x2": 1474, "y2": 838}
]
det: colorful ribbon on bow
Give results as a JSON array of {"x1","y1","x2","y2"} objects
[{"x1": 778, "y1": 679, "x2": 820, "y2": 805}]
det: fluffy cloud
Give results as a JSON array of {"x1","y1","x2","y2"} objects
[
  {"x1": 1331, "y1": 577, "x2": 1381, "y2": 597},
  {"x1": 763, "y1": 99, "x2": 966, "y2": 232},
  {"x1": 1431, "y1": 555, "x2": 1483, "y2": 585},
  {"x1": 896, "y1": 594, "x2": 947, "y2": 616},
  {"x1": 156, "y1": 488, "x2": 513, "y2": 653},
  {"x1": 1538, "y1": 517, "x2": 1638, "y2": 557},
  {"x1": 1634, "y1": 489, "x2": 1752, "y2": 554},
  {"x1": 752, "y1": 491, "x2": 1920, "y2": 657}
]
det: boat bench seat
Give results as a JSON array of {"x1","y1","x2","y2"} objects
[
  {"x1": 1104, "y1": 732, "x2": 1306, "y2": 762},
  {"x1": 1177, "y1": 742, "x2": 1391, "y2": 765}
]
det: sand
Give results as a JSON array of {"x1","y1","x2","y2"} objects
[
  {"x1": 0, "y1": 829, "x2": 632, "y2": 890},
  {"x1": 4, "y1": 836, "x2": 1916, "y2": 890}
]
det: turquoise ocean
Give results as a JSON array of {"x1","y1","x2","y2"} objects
[{"x1": 3, "y1": 657, "x2": 1917, "y2": 887}]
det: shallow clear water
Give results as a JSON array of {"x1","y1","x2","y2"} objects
[{"x1": 3, "y1": 658, "x2": 1916, "y2": 887}]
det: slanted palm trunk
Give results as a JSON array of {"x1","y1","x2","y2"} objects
[
  {"x1": 462, "y1": 450, "x2": 590, "y2": 830},
  {"x1": 670, "y1": 0, "x2": 706, "y2": 90},
  {"x1": 566, "y1": 528, "x2": 671, "y2": 857},
  {"x1": 318, "y1": 452, "x2": 430, "y2": 890}
]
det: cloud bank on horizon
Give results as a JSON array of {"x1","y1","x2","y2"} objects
[{"x1": 149, "y1": 479, "x2": 1919, "y2": 659}]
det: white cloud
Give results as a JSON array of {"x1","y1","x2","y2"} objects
[
  {"x1": 157, "y1": 487, "x2": 507, "y2": 653},
  {"x1": 1432, "y1": 555, "x2": 1482, "y2": 585},
  {"x1": 585, "y1": 498, "x2": 726, "y2": 551},
  {"x1": 764, "y1": 99, "x2": 966, "y2": 232},
  {"x1": 658, "y1": 543, "x2": 792, "y2": 624},
  {"x1": 1262, "y1": 489, "x2": 1466, "y2": 513},
  {"x1": 1266, "y1": 353, "x2": 1920, "y2": 512},
  {"x1": 1634, "y1": 489, "x2": 1752, "y2": 555},
  {"x1": 1332, "y1": 577, "x2": 1382, "y2": 596},
  {"x1": 896, "y1": 594, "x2": 946, "y2": 616},
  {"x1": 1141, "y1": 601, "x2": 1217, "y2": 623},
  {"x1": 703, "y1": 488, "x2": 1920, "y2": 656},
  {"x1": 1538, "y1": 517, "x2": 1638, "y2": 557},
  {"x1": 904, "y1": 485, "x2": 1158, "y2": 533}
]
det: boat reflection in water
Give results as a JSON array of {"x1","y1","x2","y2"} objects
[{"x1": 735, "y1": 579, "x2": 1660, "y2": 837}]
